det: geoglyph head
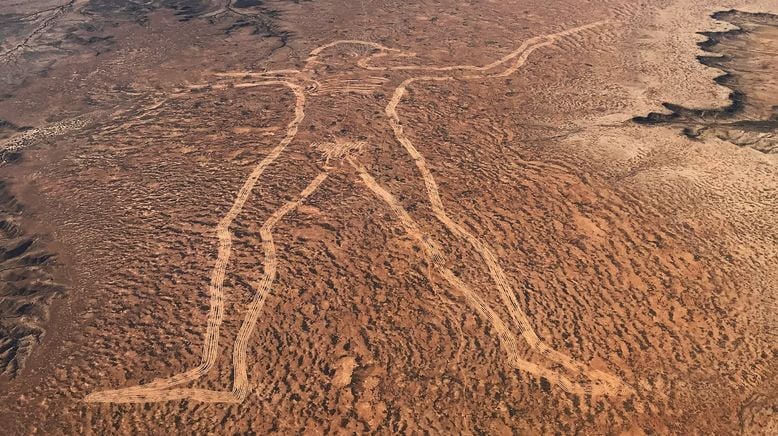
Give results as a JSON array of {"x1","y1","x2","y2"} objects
[{"x1": 303, "y1": 40, "x2": 415, "y2": 76}]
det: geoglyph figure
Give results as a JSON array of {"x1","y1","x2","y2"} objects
[{"x1": 86, "y1": 22, "x2": 634, "y2": 404}]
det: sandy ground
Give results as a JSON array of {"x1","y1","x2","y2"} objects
[{"x1": 0, "y1": 0, "x2": 776, "y2": 433}]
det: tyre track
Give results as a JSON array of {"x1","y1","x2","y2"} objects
[{"x1": 231, "y1": 172, "x2": 328, "y2": 401}]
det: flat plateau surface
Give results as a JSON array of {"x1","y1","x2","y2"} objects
[{"x1": 0, "y1": 0, "x2": 776, "y2": 434}]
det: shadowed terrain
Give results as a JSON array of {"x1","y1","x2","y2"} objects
[
  {"x1": 0, "y1": 182, "x2": 64, "y2": 377},
  {"x1": 634, "y1": 10, "x2": 778, "y2": 153}
]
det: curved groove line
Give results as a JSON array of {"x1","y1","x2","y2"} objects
[
  {"x1": 86, "y1": 21, "x2": 631, "y2": 404},
  {"x1": 86, "y1": 81, "x2": 308, "y2": 403},
  {"x1": 348, "y1": 158, "x2": 585, "y2": 392},
  {"x1": 383, "y1": 22, "x2": 632, "y2": 396}
]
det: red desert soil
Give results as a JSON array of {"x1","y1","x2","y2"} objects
[{"x1": 0, "y1": 0, "x2": 775, "y2": 434}]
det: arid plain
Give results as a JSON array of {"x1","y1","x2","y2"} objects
[{"x1": 0, "y1": 0, "x2": 776, "y2": 434}]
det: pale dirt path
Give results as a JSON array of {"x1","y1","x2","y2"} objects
[
  {"x1": 348, "y1": 158, "x2": 591, "y2": 394},
  {"x1": 382, "y1": 22, "x2": 632, "y2": 396},
  {"x1": 231, "y1": 172, "x2": 328, "y2": 401},
  {"x1": 86, "y1": 173, "x2": 328, "y2": 403},
  {"x1": 86, "y1": 81, "x2": 312, "y2": 403},
  {"x1": 356, "y1": 21, "x2": 608, "y2": 76},
  {"x1": 86, "y1": 22, "x2": 631, "y2": 404}
]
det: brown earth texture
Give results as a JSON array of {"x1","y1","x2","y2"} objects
[{"x1": 0, "y1": 0, "x2": 776, "y2": 434}]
